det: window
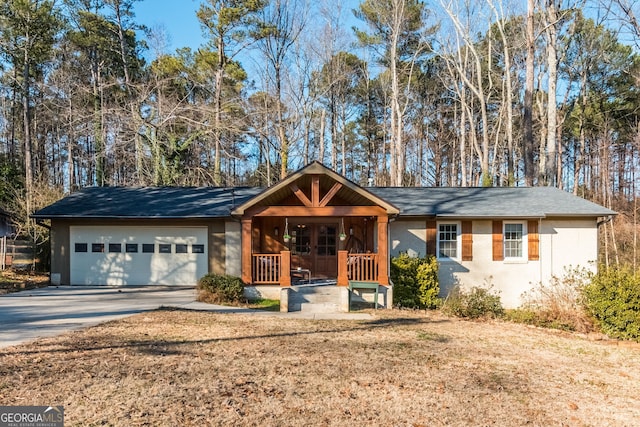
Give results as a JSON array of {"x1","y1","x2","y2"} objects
[
  {"x1": 175, "y1": 244, "x2": 188, "y2": 254},
  {"x1": 504, "y1": 222, "x2": 525, "y2": 259},
  {"x1": 292, "y1": 226, "x2": 311, "y2": 255},
  {"x1": 125, "y1": 243, "x2": 138, "y2": 253},
  {"x1": 317, "y1": 225, "x2": 336, "y2": 256},
  {"x1": 192, "y1": 244, "x2": 205, "y2": 254},
  {"x1": 437, "y1": 223, "x2": 458, "y2": 259},
  {"x1": 108, "y1": 243, "x2": 122, "y2": 253},
  {"x1": 75, "y1": 243, "x2": 88, "y2": 253},
  {"x1": 159, "y1": 244, "x2": 171, "y2": 254},
  {"x1": 142, "y1": 243, "x2": 155, "y2": 253},
  {"x1": 92, "y1": 243, "x2": 105, "y2": 253}
]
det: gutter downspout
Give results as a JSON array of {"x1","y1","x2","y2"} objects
[
  {"x1": 597, "y1": 215, "x2": 613, "y2": 227},
  {"x1": 539, "y1": 217, "x2": 543, "y2": 286}
]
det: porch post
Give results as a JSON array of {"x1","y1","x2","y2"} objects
[
  {"x1": 377, "y1": 215, "x2": 389, "y2": 285},
  {"x1": 337, "y1": 250, "x2": 349, "y2": 286},
  {"x1": 280, "y1": 250, "x2": 291, "y2": 287},
  {"x1": 241, "y1": 218, "x2": 252, "y2": 284}
]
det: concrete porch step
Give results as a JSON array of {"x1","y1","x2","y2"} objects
[
  {"x1": 283, "y1": 285, "x2": 349, "y2": 313},
  {"x1": 299, "y1": 302, "x2": 341, "y2": 313},
  {"x1": 281, "y1": 283, "x2": 391, "y2": 313}
]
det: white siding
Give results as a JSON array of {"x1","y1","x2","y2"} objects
[
  {"x1": 540, "y1": 218, "x2": 598, "y2": 282},
  {"x1": 389, "y1": 220, "x2": 427, "y2": 257},
  {"x1": 438, "y1": 220, "x2": 540, "y2": 308},
  {"x1": 388, "y1": 218, "x2": 599, "y2": 309}
]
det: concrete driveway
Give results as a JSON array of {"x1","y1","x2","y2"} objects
[
  {"x1": 0, "y1": 286, "x2": 197, "y2": 349},
  {"x1": 0, "y1": 285, "x2": 376, "y2": 349}
]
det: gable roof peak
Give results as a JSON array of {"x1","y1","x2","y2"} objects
[{"x1": 231, "y1": 161, "x2": 399, "y2": 216}]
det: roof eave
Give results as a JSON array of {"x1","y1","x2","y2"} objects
[
  {"x1": 397, "y1": 212, "x2": 614, "y2": 219},
  {"x1": 31, "y1": 214, "x2": 230, "y2": 220},
  {"x1": 434, "y1": 214, "x2": 546, "y2": 219}
]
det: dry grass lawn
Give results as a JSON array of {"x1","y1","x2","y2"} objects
[{"x1": 1, "y1": 308, "x2": 639, "y2": 426}]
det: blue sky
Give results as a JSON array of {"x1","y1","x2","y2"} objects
[
  {"x1": 134, "y1": 0, "x2": 205, "y2": 53},
  {"x1": 133, "y1": 0, "x2": 363, "y2": 56}
]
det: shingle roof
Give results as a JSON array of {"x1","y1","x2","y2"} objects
[
  {"x1": 32, "y1": 185, "x2": 615, "y2": 219},
  {"x1": 368, "y1": 187, "x2": 615, "y2": 218},
  {"x1": 32, "y1": 187, "x2": 262, "y2": 219}
]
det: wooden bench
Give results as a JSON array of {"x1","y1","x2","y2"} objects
[{"x1": 348, "y1": 280, "x2": 380, "y2": 310}]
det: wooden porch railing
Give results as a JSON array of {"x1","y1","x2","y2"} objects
[
  {"x1": 350, "y1": 253, "x2": 379, "y2": 281},
  {"x1": 337, "y1": 250, "x2": 379, "y2": 286},
  {"x1": 251, "y1": 251, "x2": 291, "y2": 286}
]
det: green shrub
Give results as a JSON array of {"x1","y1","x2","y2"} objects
[
  {"x1": 441, "y1": 285, "x2": 504, "y2": 319},
  {"x1": 391, "y1": 253, "x2": 440, "y2": 309},
  {"x1": 197, "y1": 274, "x2": 244, "y2": 304},
  {"x1": 582, "y1": 266, "x2": 640, "y2": 341}
]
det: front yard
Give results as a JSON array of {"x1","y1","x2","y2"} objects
[{"x1": 0, "y1": 309, "x2": 638, "y2": 426}]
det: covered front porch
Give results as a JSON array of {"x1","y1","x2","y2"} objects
[
  {"x1": 231, "y1": 162, "x2": 399, "y2": 311},
  {"x1": 245, "y1": 214, "x2": 389, "y2": 287}
]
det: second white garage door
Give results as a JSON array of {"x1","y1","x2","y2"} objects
[{"x1": 70, "y1": 226, "x2": 208, "y2": 286}]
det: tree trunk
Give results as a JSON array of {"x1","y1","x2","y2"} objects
[
  {"x1": 22, "y1": 53, "x2": 33, "y2": 224},
  {"x1": 459, "y1": 90, "x2": 468, "y2": 187},
  {"x1": 524, "y1": 0, "x2": 536, "y2": 186},
  {"x1": 544, "y1": 0, "x2": 559, "y2": 186},
  {"x1": 490, "y1": 0, "x2": 514, "y2": 185},
  {"x1": 389, "y1": 18, "x2": 403, "y2": 186},
  {"x1": 275, "y1": 65, "x2": 289, "y2": 179},
  {"x1": 214, "y1": 65, "x2": 224, "y2": 185},
  {"x1": 319, "y1": 109, "x2": 326, "y2": 163}
]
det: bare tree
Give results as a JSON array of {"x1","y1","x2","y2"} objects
[
  {"x1": 439, "y1": 0, "x2": 494, "y2": 185},
  {"x1": 600, "y1": 0, "x2": 640, "y2": 47},
  {"x1": 356, "y1": 0, "x2": 432, "y2": 186},
  {"x1": 252, "y1": 0, "x2": 307, "y2": 179},
  {"x1": 541, "y1": 0, "x2": 560, "y2": 185},
  {"x1": 488, "y1": 0, "x2": 517, "y2": 185},
  {"x1": 198, "y1": 0, "x2": 265, "y2": 185},
  {"x1": 523, "y1": 0, "x2": 536, "y2": 186}
]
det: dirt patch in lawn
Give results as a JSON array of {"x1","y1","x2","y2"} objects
[
  {"x1": 0, "y1": 309, "x2": 638, "y2": 426},
  {"x1": 0, "y1": 270, "x2": 49, "y2": 295}
]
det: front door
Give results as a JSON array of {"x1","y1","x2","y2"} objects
[
  {"x1": 314, "y1": 223, "x2": 337, "y2": 277},
  {"x1": 290, "y1": 222, "x2": 338, "y2": 278}
]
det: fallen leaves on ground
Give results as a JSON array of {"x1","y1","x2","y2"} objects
[{"x1": 0, "y1": 270, "x2": 49, "y2": 294}]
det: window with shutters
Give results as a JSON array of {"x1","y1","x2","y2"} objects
[
  {"x1": 437, "y1": 223, "x2": 460, "y2": 260},
  {"x1": 503, "y1": 221, "x2": 527, "y2": 260}
]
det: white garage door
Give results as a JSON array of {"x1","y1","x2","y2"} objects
[{"x1": 70, "y1": 226, "x2": 208, "y2": 286}]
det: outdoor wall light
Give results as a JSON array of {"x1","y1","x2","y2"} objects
[{"x1": 274, "y1": 226, "x2": 279, "y2": 236}]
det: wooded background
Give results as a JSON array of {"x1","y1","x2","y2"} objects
[{"x1": 0, "y1": 0, "x2": 638, "y2": 268}]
